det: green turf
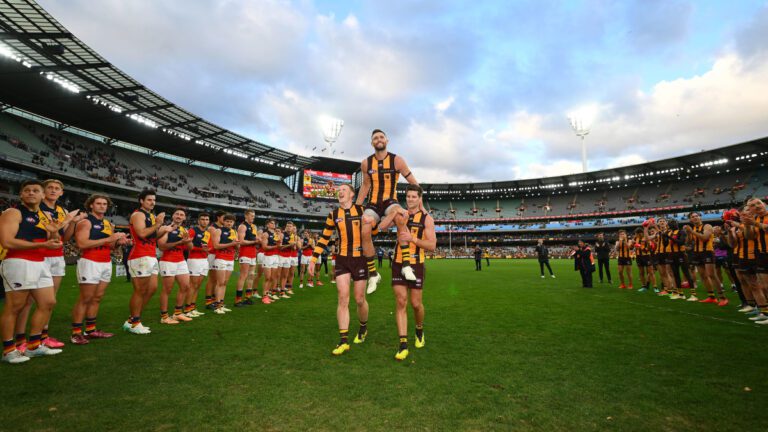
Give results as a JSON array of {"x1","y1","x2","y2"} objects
[{"x1": 3, "y1": 259, "x2": 767, "y2": 431}]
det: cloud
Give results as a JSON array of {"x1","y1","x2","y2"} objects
[{"x1": 624, "y1": 0, "x2": 693, "y2": 52}]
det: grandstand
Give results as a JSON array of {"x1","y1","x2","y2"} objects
[{"x1": 1, "y1": 1, "x2": 766, "y2": 231}]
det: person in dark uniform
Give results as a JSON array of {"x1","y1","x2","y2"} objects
[
  {"x1": 535, "y1": 239, "x2": 555, "y2": 278},
  {"x1": 575, "y1": 240, "x2": 595, "y2": 288},
  {"x1": 376, "y1": 247, "x2": 384, "y2": 267},
  {"x1": 388, "y1": 250, "x2": 393, "y2": 267},
  {"x1": 474, "y1": 246, "x2": 482, "y2": 271},
  {"x1": 594, "y1": 233, "x2": 612, "y2": 284}
]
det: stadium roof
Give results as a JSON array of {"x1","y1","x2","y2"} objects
[
  {"x1": 406, "y1": 137, "x2": 768, "y2": 196},
  {"x1": 0, "y1": 0, "x2": 327, "y2": 177}
]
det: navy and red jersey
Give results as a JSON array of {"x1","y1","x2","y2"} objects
[
  {"x1": 160, "y1": 226, "x2": 188, "y2": 263},
  {"x1": 263, "y1": 230, "x2": 280, "y2": 256},
  {"x1": 5, "y1": 205, "x2": 49, "y2": 261},
  {"x1": 188, "y1": 225, "x2": 211, "y2": 259},
  {"x1": 239, "y1": 221, "x2": 258, "y2": 259},
  {"x1": 214, "y1": 226, "x2": 237, "y2": 260},
  {"x1": 81, "y1": 214, "x2": 114, "y2": 263},
  {"x1": 39, "y1": 201, "x2": 65, "y2": 258},
  {"x1": 128, "y1": 209, "x2": 157, "y2": 260}
]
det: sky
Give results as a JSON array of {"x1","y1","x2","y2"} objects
[{"x1": 37, "y1": 0, "x2": 768, "y2": 183}]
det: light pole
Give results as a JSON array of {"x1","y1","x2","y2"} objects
[
  {"x1": 568, "y1": 116, "x2": 590, "y2": 172},
  {"x1": 569, "y1": 116, "x2": 590, "y2": 173},
  {"x1": 320, "y1": 116, "x2": 344, "y2": 148}
]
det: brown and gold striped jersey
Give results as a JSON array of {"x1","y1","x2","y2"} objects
[
  {"x1": 395, "y1": 210, "x2": 428, "y2": 264},
  {"x1": 365, "y1": 152, "x2": 399, "y2": 204},
  {"x1": 312, "y1": 205, "x2": 364, "y2": 259}
]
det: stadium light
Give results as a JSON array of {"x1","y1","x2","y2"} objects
[
  {"x1": 319, "y1": 115, "x2": 344, "y2": 147},
  {"x1": 568, "y1": 105, "x2": 598, "y2": 173}
]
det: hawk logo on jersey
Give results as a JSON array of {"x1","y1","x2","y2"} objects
[
  {"x1": 335, "y1": 218, "x2": 344, "y2": 224},
  {"x1": 368, "y1": 169, "x2": 377, "y2": 174},
  {"x1": 26, "y1": 217, "x2": 37, "y2": 224}
]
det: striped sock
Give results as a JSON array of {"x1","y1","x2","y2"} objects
[
  {"x1": 367, "y1": 257, "x2": 377, "y2": 277},
  {"x1": 245, "y1": 289, "x2": 252, "y2": 299},
  {"x1": 72, "y1": 322, "x2": 84, "y2": 336},
  {"x1": 399, "y1": 244, "x2": 411, "y2": 266},
  {"x1": 399, "y1": 336, "x2": 408, "y2": 351},
  {"x1": 27, "y1": 334, "x2": 42, "y2": 351},
  {"x1": 14, "y1": 333, "x2": 26, "y2": 348},
  {"x1": 205, "y1": 296, "x2": 213, "y2": 306},
  {"x1": 339, "y1": 329, "x2": 349, "y2": 345},
  {"x1": 235, "y1": 290, "x2": 243, "y2": 303},
  {"x1": 161, "y1": 310, "x2": 169, "y2": 320},
  {"x1": 3, "y1": 340, "x2": 14, "y2": 355},
  {"x1": 359, "y1": 321, "x2": 368, "y2": 335},
  {"x1": 85, "y1": 317, "x2": 97, "y2": 334},
  {"x1": 130, "y1": 316, "x2": 141, "y2": 328},
  {"x1": 191, "y1": 302, "x2": 197, "y2": 311},
  {"x1": 415, "y1": 324, "x2": 424, "y2": 340},
  {"x1": 41, "y1": 327, "x2": 49, "y2": 341},
  {"x1": 183, "y1": 304, "x2": 193, "y2": 313},
  {"x1": 173, "y1": 305, "x2": 183, "y2": 316}
]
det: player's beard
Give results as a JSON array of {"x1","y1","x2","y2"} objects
[{"x1": 373, "y1": 143, "x2": 386, "y2": 151}]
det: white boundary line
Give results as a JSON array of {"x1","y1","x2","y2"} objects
[{"x1": 591, "y1": 294, "x2": 759, "y2": 327}]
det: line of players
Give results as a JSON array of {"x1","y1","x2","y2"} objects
[
  {"x1": 2, "y1": 128, "x2": 432, "y2": 363},
  {"x1": 608, "y1": 200, "x2": 768, "y2": 324},
  {"x1": 0, "y1": 179, "x2": 339, "y2": 364}
]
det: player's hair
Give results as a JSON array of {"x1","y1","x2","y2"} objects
[
  {"x1": 339, "y1": 183, "x2": 355, "y2": 194},
  {"x1": 667, "y1": 219, "x2": 679, "y2": 229},
  {"x1": 84, "y1": 193, "x2": 113, "y2": 209},
  {"x1": 688, "y1": 211, "x2": 700, "y2": 218},
  {"x1": 371, "y1": 129, "x2": 386, "y2": 137},
  {"x1": 405, "y1": 184, "x2": 423, "y2": 197},
  {"x1": 634, "y1": 227, "x2": 643, "y2": 235},
  {"x1": 266, "y1": 218, "x2": 276, "y2": 224},
  {"x1": 286, "y1": 221, "x2": 294, "y2": 226},
  {"x1": 42, "y1": 179, "x2": 64, "y2": 189},
  {"x1": 198, "y1": 212, "x2": 210, "y2": 219},
  {"x1": 20, "y1": 179, "x2": 43, "y2": 190},
  {"x1": 223, "y1": 213, "x2": 236, "y2": 222},
  {"x1": 214, "y1": 210, "x2": 226, "y2": 220},
  {"x1": 618, "y1": 229, "x2": 626, "y2": 235},
  {"x1": 244, "y1": 209, "x2": 255, "y2": 216},
  {"x1": 173, "y1": 207, "x2": 186, "y2": 215},
  {"x1": 138, "y1": 188, "x2": 156, "y2": 202}
]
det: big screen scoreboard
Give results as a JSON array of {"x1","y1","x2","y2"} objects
[{"x1": 302, "y1": 169, "x2": 353, "y2": 199}]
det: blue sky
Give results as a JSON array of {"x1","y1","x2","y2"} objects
[{"x1": 38, "y1": 0, "x2": 768, "y2": 183}]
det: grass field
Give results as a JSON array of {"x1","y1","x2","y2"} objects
[{"x1": 3, "y1": 259, "x2": 768, "y2": 431}]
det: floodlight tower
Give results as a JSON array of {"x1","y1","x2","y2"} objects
[
  {"x1": 320, "y1": 116, "x2": 344, "y2": 147},
  {"x1": 569, "y1": 116, "x2": 591, "y2": 173}
]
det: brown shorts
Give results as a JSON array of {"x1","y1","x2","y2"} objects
[
  {"x1": 757, "y1": 254, "x2": 768, "y2": 273},
  {"x1": 690, "y1": 251, "x2": 714, "y2": 266},
  {"x1": 334, "y1": 256, "x2": 368, "y2": 281},
  {"x1": 364, "y1": 199, "x2": 400, "y2": 220},
  {"x1": 392, "y1": 262, "x2": 425, "y2": 289}
]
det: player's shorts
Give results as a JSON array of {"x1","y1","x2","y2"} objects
[
  {"x1": 207, "y1": 253, "x2": 216, "y2": 268},
  {"x1": 1, "y1": 258, "x2": 53, "y2": 291},
  {"x1": 76, "y1": 259, "x2": 112, "y2": 284},
  {"x1": 211, "y1": 259, "x2": 234, "y2": 272},
  {"x1": 257, "y1": 252, "x2": 265, "y2": 266},
  {"x1": 690, "y1": 252, "x2": 715, "y2": 266},
  {"x1": 44, "y1": 256, "x2": 66, "y2": 277},
  {"x1": 664, "y1": 252, "x2": 681, "y2": 265},
  {"x1": 714, "y1": 255, "x2": 728, "y2": 268},
  {"x1": 278, "y1": 256, "x2": 292, "y2": 268},
  {"x1": 650, "y1": 255, "x2": 659, "y2": 266},
  {"x1": 656, "y1": 252, "x2": 667, "y2": 265},
  {"x1": 128, "y1": 256, "x2": 159, "y2": 278},
  {"x1": 334, "y1": 256, "x2": 368, "y2": 281},
  {"x1": 618, "y1": 257, "x2": 632, "y2": 266},
  {"x1": 187, "y1": 258, "x2": 210, "y2": 277},
  {"x1": 392, "y1": 262, "x2": 425, "y2": 289},
  {"x1": 291, "y1": 256, "x2": 299, "y2": 267},
  {"x1": 756, "y1": 254, "x2": 768, "y2": 273},
  {"x1": 159, "y1": 260, "x2": 190, "y2": 277},
  {"x1": 738, "y1": 259, "x2": 756, "y2": 273},
  {"x1": 636, "y1": 256, "x2": 651, "y2": 267},
  {"x1": 239, "y1": 256, "x2": 257, "y2": 265},
  {"x1": 363, "y1": 199, "x2": 400, "y2": 223},
  {"x1": 262, "y1": 254, "x2": 279, "y2": 269}
]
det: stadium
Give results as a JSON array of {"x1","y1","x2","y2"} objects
[{"x1": 1, "y1": 1, "x2": 768, "y2": 431}]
